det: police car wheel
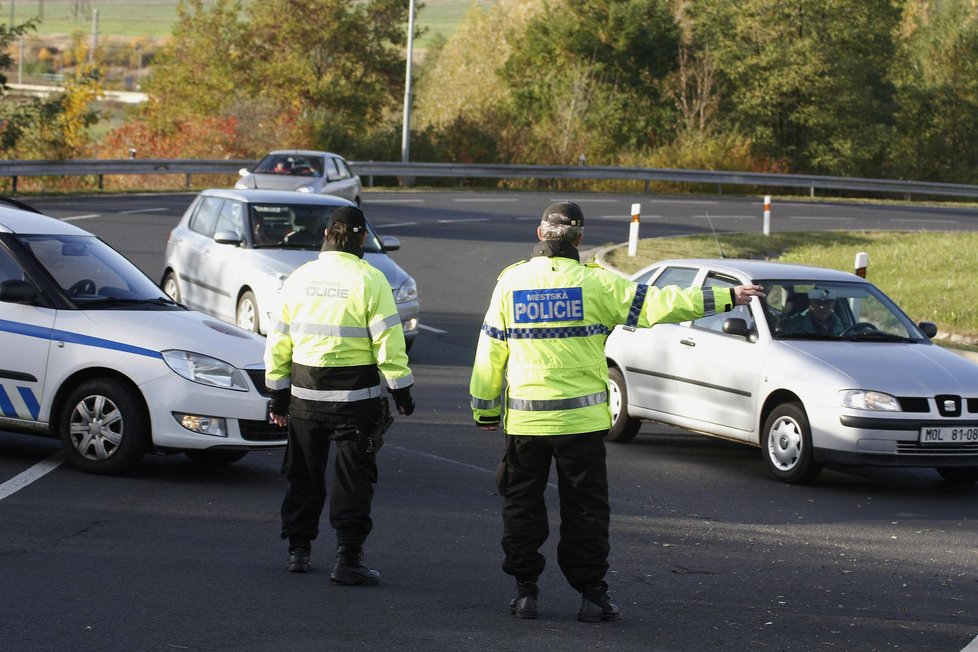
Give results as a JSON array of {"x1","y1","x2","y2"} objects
[
  {"x1": 236, "y1": 291, "x2": 260, "y2": 333},
  {"x1": 606, "y1": 366, "x2": 640, "y2": 443},
  {"x1": 59, "y1": 378, "x2": 150, "y2": 475},
  {"x1": 761, "y1": 402, "x2": 822, "y2": 484},
  {"x1": 162, "y1": 272, "x2": 180, "y2": 302},
  {"x1": 184, "y1": 450, "x2": 248, "y2": 465}
]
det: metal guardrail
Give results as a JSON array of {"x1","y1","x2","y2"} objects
[{"x1": 2, "y1": 158, "x2": 978, "y2": 199}]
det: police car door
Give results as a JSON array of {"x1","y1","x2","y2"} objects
[{"x1": 0, "y1": 243, "x2": 52, "y2": 427}]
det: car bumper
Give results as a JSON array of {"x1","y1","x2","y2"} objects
[
  {"x1": 140, "y1": 372, "x2": 287, "y2": 452},
  {"x1": 816, "y1": 414, "x2": 978, "y2": 468}
]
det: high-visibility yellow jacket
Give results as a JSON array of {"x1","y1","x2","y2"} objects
[
  {"x1": 469, "y1": 250, "x2": 733, "y2": 435},
  {"x1": 265, "y1": 251, "x2": 413, "y2": 417}
]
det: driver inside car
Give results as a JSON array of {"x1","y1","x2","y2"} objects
[{"x1": 778, "y1": 289, "x2": 844, "y2": 336}]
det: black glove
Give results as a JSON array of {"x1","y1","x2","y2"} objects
[
  {"x1": 390, "y1": 386, "x2": 415, "y2": 416},
  {"x1": 269, "y1": 388, "x2": 290, "y2": 415}
]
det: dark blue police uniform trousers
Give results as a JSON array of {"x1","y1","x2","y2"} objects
[
  {"x1": 498, "y1": 430, "x2": 610, "y2": 595},
  {"x1": 280, "y1": 416, "x2": 377, "y2": 548}
]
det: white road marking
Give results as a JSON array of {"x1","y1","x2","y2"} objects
[
  {"x1": 645, "y1": 199, "x2": 719, "y2": 204},
  {"x1": 367, "y1": 198, "x2": 424, "y2": 203},
  {"x1": 61, "y1": 214, "x2": 100, "y2": 221},
  {"x1": 0, "y1": 452, "x2": 65, "y2": 501},
  {"x1": 418, "y1": 323, "x2": 447, "y2": 334},
  {"x1": 119, "y1": 207, "x2": 168, "y2": 214},
  {"x1": 376, "y1": 221, "x2": 418, "y2": 228},
  {"x1": 691, "y1": 214, "x2": 755, "y2": 219},
  {"x1": 962, "y1": 635, "x2": 978, "y2": 651},
  {"x1": 387, "y1": 444, "x2": 557, "y2": 489},
  {"x1": 453, "y1": 198, "x2": 518, "y2": 202},
  {"x1": 598, "y1": 214, "x2": 662, "y2": 220},
  {"x1": 788, "y1": 216, "x2": 856, "y2": 221},
  {"x1": 436, "y1": 217, "x2": 491, "y2": 223}
]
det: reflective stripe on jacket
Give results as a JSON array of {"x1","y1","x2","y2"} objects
[
  {"x1": 264, "y1": 251, "x2": 412, "y2": 414},
  {"x1": 469, "y1": 255, "x2": 732, "y2": 435}
]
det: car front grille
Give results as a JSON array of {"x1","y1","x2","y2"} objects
[
  {"x1": 240, "y1": 419, "x2": 287, "y2": 442},
  {"x1": 246, "y1": 369, "x2": 271, "y2": 397},
  {"x1": 895, "y1": 441, "x2": 978, "y2": 456},
  {"x1": 897, "y1": 397, "x2": 930, "y2": 413}
]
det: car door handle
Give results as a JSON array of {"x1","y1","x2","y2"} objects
[{"x1": 680, "y1": 338, "x2": 696, "y2": 347}]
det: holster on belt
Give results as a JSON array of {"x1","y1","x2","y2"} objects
[{"x1": 357, "y1": 396, "x2": 394, "y2": 455}]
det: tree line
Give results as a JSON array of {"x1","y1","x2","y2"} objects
[{"x1": 2, "y1": 0, "x2": 978, "y2": 188}]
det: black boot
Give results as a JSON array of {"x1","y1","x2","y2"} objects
[
  {"x1": 329, "y1": 546, "x2": 381, "y2": 586},
  {"x1": 578, "y1": 592, "x2": 622, "y2": 622},
  {"x1": 287, "y1": 543, "x2": 311, "y2": 574},
  {"x1": 508, "y1": 581, "x2": 538, "y2": 619}
]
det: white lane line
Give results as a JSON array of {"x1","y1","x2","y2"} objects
[
  {"x1": 367, "y1": 198, "x2": 424, "y2": 203},
  {"x1": 453, "y1": 198, "x2": 518, "y2": 202},
  {"x1": 387, "y1": 444, "x2": 557, "y2": 490},
  {"x1": 436, "y1": 217, "x2": 491, "y2": 223},
  {"x1": 0, "y1": 451, "x2": 65, "y2": 501},
  {"x1": 691, "y1": 214, "x2": 755, "y2": 219},
  {"x1": 418, "y1": 323, "x2": 447, "y2": 334},
  {"x1": 376, "y1": 222, "x2": 418, "y2": 228},
  {"x1": 119, "y1": 207, "x2": 168, "y2": 214},
  {"x1": 598, "y1": 214, "x2": 662, "y2": 220},
  {"x1": 789, "y1": 216, "x2": 856, "y2": 221},
  {"x1": 61, "y1": 214, "x2": 100, "y2": 221},
  {"x1": 962, "y1": 635, "x2": 978, "y2": 651},
  {"x1": 645, "y1": 199, "x2": 719, "y2": 204}
]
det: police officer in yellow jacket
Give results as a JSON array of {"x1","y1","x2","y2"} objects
[
  {"x1": 470, "y1": 202, "x2": 764, "y2": 621},
  {"x1": 265, "y1": 206, "x2": 415, "y2": 585}
]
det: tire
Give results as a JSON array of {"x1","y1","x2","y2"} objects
[
  {"x1": 935, "y1": 467, "x2": 978, "y2": 484},
  {"x1": 606, "y1": 366, "x2": 640, "y2": 443},
  {"x1": 761, "y1": 402, "x2": 822, "y2": 484},
  {"x1": 59, "y1": 378, "x2": 149, "y2": 475},
  {"x1": 185, "y1": 450, "x2": 248, "y2": 465},
  {"x1": 161, "y1": 271, "x2": 180, "y2": 302},
  {"x1": 236, "y1": 290, "x2": 260, "y2": 333}
]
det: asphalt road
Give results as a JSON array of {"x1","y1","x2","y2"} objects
[{"x1": 1, "y1": 190, "x2": 977, "y2": 652}]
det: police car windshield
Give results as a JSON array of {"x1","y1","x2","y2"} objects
[{"x1": 17, "y1": 234, "x2": 178, "y2": 307}]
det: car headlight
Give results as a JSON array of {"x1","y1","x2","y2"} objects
[
  {"x1": 296, "y1": 186, "x2": 313, "y2": 193},
  {"x1": 162, "y1": 350, "x2": 249, "y2": 391},
  {"x1": 394, "y1": 277, "x2": 418, "y2": 303},
  {"x1": 840, "y1": 390, "x2": 901, "y2": 411}
]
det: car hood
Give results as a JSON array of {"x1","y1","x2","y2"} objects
[
  {"x1": 245, "y1": 173, "x2": 317, "y2": 192},
  {"x1": 249, "y1": 250, "x2": 411, "y2": 289},
  {"x1": 779, "y1": 340, "x2": 978, "y2": 394},
  {"x1": 74, "y1": 310, "x2": 266, "y2": 367}
]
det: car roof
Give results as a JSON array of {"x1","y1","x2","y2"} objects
[
  {"x1": 643, "y1": 258, "x2": 867, "y2": 283},
  {"x1": 198, "y1": 188, "x2": 356, "y2": 207},
  {"x1": 265, "y1": 150, "x2": 346, "y2": 160},
  {"x1": 0, "y1": 204, "x2": 91, "y2": 236}
]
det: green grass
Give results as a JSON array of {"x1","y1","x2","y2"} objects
[
  {"x1": 604, "y1": 231, "x2": 978, "y2": 342},
  {"x1": 10, "y1": 0, "x2": 495, "y2": 40}
]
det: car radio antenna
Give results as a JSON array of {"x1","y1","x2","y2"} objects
[{"x1": 704, "y1": 210, "x2": 725, "y2": 259}]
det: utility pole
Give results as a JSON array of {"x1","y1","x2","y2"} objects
[
  {"x1": 88, "y1": 8, "x2": 98, "y2": 64},
  {"x1": 400, "y1": 0, "x2": 416, "y2": 164}
]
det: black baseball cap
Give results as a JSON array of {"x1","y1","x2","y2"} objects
[
  {"x1": 327, "y1": 206, "x2": 366, "y2": 233},
  {"x1": 541, "y1": 201, "x2": 584, "y2": 227}
]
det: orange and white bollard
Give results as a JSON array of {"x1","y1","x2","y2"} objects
[
  {"x1": 627, "y1": 203, "x2": 640, "y2": 256},
  {"x1": 763, "y1": 195, "x2": 771, "y2": 236}
]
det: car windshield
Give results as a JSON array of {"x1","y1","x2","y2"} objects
[
  {"x1": 760, "y1": 279, "x2": 927, "y2": 342},
  {"x1": 253, "y1": 154, "x2": 323, "y2": 177},
  {"x1": 248, "y1": 203, "x2": 383, "y2": 252},
  {"x1": 17, "y1": 234, "x2": 180, "y2": 309}
]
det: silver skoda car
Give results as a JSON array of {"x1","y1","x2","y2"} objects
[
  {"x1": 235, "y1": 150, "x2": 362, "y2": 206},
  {"x1": 605, "y1": 258, "x2": 978, "y2": 484},
  {"x1": 161, "y1": 189, "x2": 419, "y2": 347}
]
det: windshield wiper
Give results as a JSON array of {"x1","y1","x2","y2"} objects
[
  {"x1": 76, "y1": 296, "x2": 184, "y2": 309},
  {"x1": 841, "y1": 332, "x2": 916, "y2": 343}
]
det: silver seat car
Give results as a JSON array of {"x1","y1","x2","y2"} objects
[
  {"x1": 161, "y1": 189, "x2": 419, "y2": 347},
  {"x1": 605, "y1": 258, "x2": 978, "y2": 484},
  {"x1": 235, "y1": 150, "x2": 362, "y2": 206}
]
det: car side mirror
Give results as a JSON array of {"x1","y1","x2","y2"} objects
[
  {"x1": 380, "y1": 235, "x2": 401, "y2": 252},
  {"x1": 722, "y1": 317, "x2": 757, "y2": 341},
  {"x1": 213, "y1": 230, "x2": 243, "y2": 245},
  {"x1": 0, "y1": 279, "x2": 38, "y2": 304},
  {"x1": 918, "y1": 321, "x2": 938, "y2": 339}
]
